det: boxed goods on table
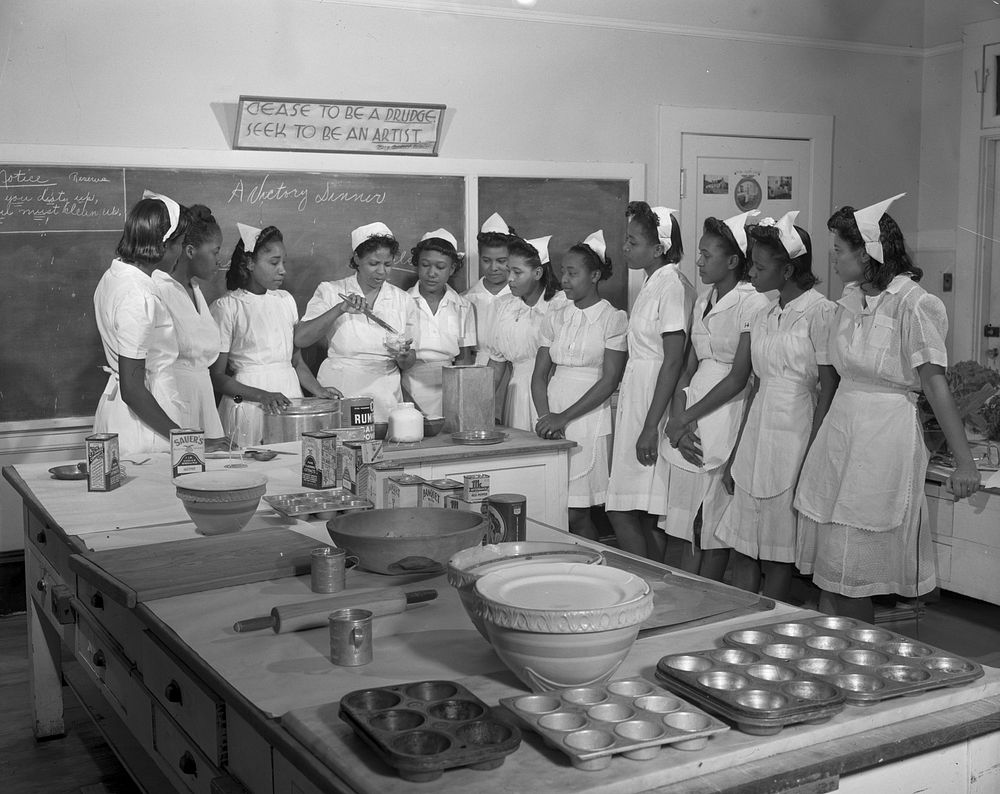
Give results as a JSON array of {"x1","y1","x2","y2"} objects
[
  {"x1": 86, "y1": 433, "x2": 123, "y2": 492},
  {"x1": 386, "y1": 474, "x2": 425, "y2": 508},
  {"x1": 365, "y1": 462, "x2": 404, "y2": 508},
  {"x1": 170, "y1": 428, "x2": 205, "y2": 477},
  {"x1": 445, "y1": 493, "x2": 489, "y2": 517},
  {"x1": 462, "y1": 473, "x2": 490, "y2": 501},
  {"x1": 302, "y1": 430, "x2": 338, "y2": 489},
  {"x1": 420, "y1": 478, "x2": 463, "y2": 508},
  {"x1": 337, "y1": 441, "x2": 383, "y2": 495}
]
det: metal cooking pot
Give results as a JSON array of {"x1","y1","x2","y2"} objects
[{"x1": 261, "y1": 398, "x2": 340, "y2": 444}]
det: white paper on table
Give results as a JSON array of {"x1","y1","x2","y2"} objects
[{"x1": 984, "y1": 469, "x2": 1000, "y2": 490}]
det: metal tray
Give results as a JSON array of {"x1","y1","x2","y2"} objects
[
  {"x1": 722, "y1": 617, "x2": 984, "y2": 706},
  {"x1": 339, "y1": 680, "x2": 521, "y2": 782},
  {"x1": 656, "y1": 649, "x2": 846, "y2": 735},
  {"x1": 500, "y1": 678, "x2": 728, "y2": 771},
  {"x1": 451, "y1": 430, "x2": 507, "y2": 446},
  {"x1": 263, "y1": 489, "x2": 372, "y2": 519}
]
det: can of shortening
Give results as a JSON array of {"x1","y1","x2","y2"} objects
[
  {"x1": 486, "y1": 493, "x2": 526, "y2": 544},
  {"x1": 170, "y1": 428, "x2": 206, "y2": 477},
  {"x1": 85, "y1": 433, "x2": 123, "y2": 492},
  {"x1": 340, "y1": 396, "x2": 375, "y2": 427}
]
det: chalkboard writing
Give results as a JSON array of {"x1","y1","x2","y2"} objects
[
  {"x1": 0, "y1": 165, "x2": 464, "y2": 423},
  {"x1": 234, "y1": 96, "x2": 446, "y2": 156}
]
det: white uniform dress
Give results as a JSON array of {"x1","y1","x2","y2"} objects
[
  {"x1": 713, "y1": 288, "x2": 834, "y2": 561},
  {"x1": 93, "y1": 260, "x2": 183, "y2": 456},
  {"x1": 606, "y1": 264, "x2": 695, "y2": 513},
  {"x1": 487, "y1": 291, "x2": 568, "y2": 431},
  {"x1": 302, "y1": 275, "x2": 416, "y2": 422},
  {"x1": 464, "y1": 278, "x2": 511, "y2": 365},
  {"x1": 210, "y1": 289, "x2": 303, "y2": 446},
  {"x1": 152, "y1": 271, "x2": 225, "y2": 437},
  {"x1": 540, "y1": 299, "x2": 629, "y2": 507},
  {"x1": 401, "y1": 285, "x2": 477, "y2": 417},
  {"x1": 794, "y1": 276, "x2": 944, "y2": 597},
  {"x1": 659, "y1": 282, "x2": 772, "y2": 546}
]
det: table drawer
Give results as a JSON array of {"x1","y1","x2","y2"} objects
[
  {"x1": 153, "y1": 703, "x2": 222, "y2": 794},
  {"x1": 26, "y1": 504, "x2": 74, "y2": 575},
  {"x1": 226, "y1": 706, "x2": 273, "y2": 794},
  {"x1": 142, "y1": 630, "x2": 226, "y2": 766},
  {"x1": 272, "y1": 752, "x2": 325, "y2": 794},
  {"x1": 76, "y1": 574, "x2": 143, "y2": 664},
  {"x1": 75, "y1": 609, "x2": 134, "y2": 722}
]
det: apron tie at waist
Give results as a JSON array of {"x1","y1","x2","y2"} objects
[
  {"x1": 235, "y1": 363, "x2": 297, "y2": 377},
  {"x1": 101, "y1": 366, "x2": 119, "y2": 400},
  {"x1": 556, "y1": 365, "x2": 602, "y2": 381},
  {"x1": 837, "y1": 379, "x2": 915, "y2": 399}
]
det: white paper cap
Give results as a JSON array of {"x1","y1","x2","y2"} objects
[
  {"x1": 420, "y1": 227, "x2": 458, "y2": 250},
  {"x1": 527, "y1": 235, "x2": 552, "y2": 265},
  {"x1": 757, "y1": 211, "x2": 807, "y2": 259},
  {"x1": 853, "y1": 193, "x2": 905, "y2": 263},
  {"x1": 351, "y1": 221, "x2": 394, "y2": 252},
  {"x1": 236, "y1": 222, "x2": 262, "y2": 253},
  {"x1": 480, "y1": 212, "x2": 510, "y2": 235},
  {"x1": 581, "y1": 229, "x2": 606, "y2": 263},
  {"x1": 722, "y1": 210, "x2": 761, "y2": 257},
  {"x1": 650, "y1": 206, "x2": 677, "y2": 249},
  {"x1": 142, "y1": 190, "x2": 181, "y2": 242}
]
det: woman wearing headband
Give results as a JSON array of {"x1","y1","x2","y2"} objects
[
  {"x1": 795, "y1": 195, "x2": 981, "y2": 621},
  {"x1": 93, "y1": 192, "x2": 189, "y2": 455},
  {"x1": 531, "y1": 231, "x2": 628, "y2": 539},
  {"x1": 660, "y1": 212, "x2": 771, "y2": 578},
  {"x1": 295, "y1": 222, "x2": 416, "y2": 422}
]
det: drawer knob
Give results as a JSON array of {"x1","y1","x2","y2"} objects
[
  {"x1": 178, "y1": 751, "x2": 198, "y2": 777},
  {"x1": 35, "y1": 530, "x2": 47, "y2": 544},
  {"x1": 92, "y1": 650, "x2": 106, "y2": 668},
  {"x1": 36, "y1": 579, "x2": 46, "y2": 593},
  {"x1": 90, "y1": 592, "x2": 104, "y2": 610},
  {"x1": 164, "y1": 680, "x2": 183, "y2": 705}
]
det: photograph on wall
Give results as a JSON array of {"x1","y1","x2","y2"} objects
[
  {"x1": 703, "y1": 175, "x2": 729, "y2": 195},
  {"x1": 767, "y1": 175, "x2": 793, "y2": 200},
  {"x1": 733, "y1": 176, "x2": 762, "y2": 211}
]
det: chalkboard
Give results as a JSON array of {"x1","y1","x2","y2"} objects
[
  {"x1": 0, "y1": 165, "x2": 464, "y2": 423},
  {"x1": 477, "y1": 177, "x2": 630, "y2": 311}
]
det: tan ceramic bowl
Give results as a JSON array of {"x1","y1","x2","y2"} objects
[{"x1": 173, "y1": 471, "x2": 267, "y2": 535}]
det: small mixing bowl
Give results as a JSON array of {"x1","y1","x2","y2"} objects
[
  {"x1": 173, "y1": 471, "x2": 267, "y2": 535},
  {"x1": 423, "y1": 416, "x2": 445, "y2": 437}
]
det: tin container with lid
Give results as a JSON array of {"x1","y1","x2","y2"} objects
[
  {"x1": 262, "y1": 397, "x2": 340, "y2": 444},
  {"x1": 421, "y1": 478, "x2": 463, "y2": 508},
  {"x1": 387, "y1": 474, "x2": 425, "y2": 508}
]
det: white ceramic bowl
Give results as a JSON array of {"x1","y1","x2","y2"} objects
[
  {"x1": 447, "y1": 542, "x2": 605, "y2": 638},
  {"x1": 173, "y1": 471, "x2": 267, "y2": 535},
  {"x1": 473, "y1": 562, "x2": 654, "y2": 691}
]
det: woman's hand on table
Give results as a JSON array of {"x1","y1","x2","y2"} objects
[
  {"x1": 948, "y1": 460, "x2": 982, "y2": 499},
  {"x1": 635, "y1": 426, "x2": 660, "y2": 467},
  {"x1": 535, "y1": 412, "x2": 567, "y2": 440},
  {"x1": 257, "y1": 391, "x2": 292, "y2": 415}
]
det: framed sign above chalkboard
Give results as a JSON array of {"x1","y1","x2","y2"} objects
[{"x1": 233, "y1": 95, "x2": 446, "y2": 156}]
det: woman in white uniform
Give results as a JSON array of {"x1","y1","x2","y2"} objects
[
  {"x1": 401, "y1": 228, "x2": 477, "y2": 416},
  {"x1": 151, "y1": 204, "x2": 226, "y2": 445},
  {"x1": 487, "y1": 236, "x2": 564, "y2": 430},
  {"x1": 709, "y1": 213, "x2": 838, "y2": 601},
  {"x1": 295, "y1": 222, "x2": 416, "y2": 422},
  {"x1": 93, "y1": 191, "x2": 188, "y2": 456},
  {"x1": 532, "y1": 231, "x2": 628, "y2": 539},
  {"x1": 661, "y1": 213, "x2": 771, "y2": 578},
  {"x1": 795, "y1": 195, "x2": 981, "y2": 621},
  {"x1": 606, "y1": 203, "x2": 694, "y2": 560},
  {"x1": 464, "y1": 212, "x2": 513, "y2": 365},
  {"x1": 210, "y1": 224, "x2": 337, "y2": 446}
]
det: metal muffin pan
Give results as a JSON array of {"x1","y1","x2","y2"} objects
[
  {"x1": 339, "y1": 680, "x2": 521, "y2": 782},
  {"x1": 264, "y1": 489, "x2": 372, "y2": 519},
  {"x1": 500, "y1": 677, "x2": 728, "y2": 771},
  {"x1": 722, "y1": 617, "x2": 984, "y2": 705},
  {"x1": 656, "y1": 648, "x2": 847, "y2": 735}
]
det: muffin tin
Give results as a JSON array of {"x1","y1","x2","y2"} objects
[
  {"x1": 720, "y1": 617, "x2": 984, "y2": 706},
  {"x1": 339, "y1": 680, "x2": 521, "y2": 782},
  {"x1": 264, "y1": 489, "x2": 372, "y2": 520},
  {"x1": 499, "y1": 678, "x2": 728, "y2": 771},
  {"x1": 656, "y1": 647, "x2": 847, "y2": 735}
]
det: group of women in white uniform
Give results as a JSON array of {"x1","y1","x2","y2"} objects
[
  {"x1": 93, "y1": 192, "x2": 477, "y2": 456},
  {"x1": 466, "y1": 198, "x2": 981, "y2": 621}
]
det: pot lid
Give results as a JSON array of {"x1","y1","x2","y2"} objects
[{"x1": 277, "y1": 398, "x2": 340, "y2": 416}]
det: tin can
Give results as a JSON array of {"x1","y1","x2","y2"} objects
[
  {"x1": 366, "y1": 462, "x2": 404, "y2": 508},
  {"x1": 420, "y1": 478, "x2": 463, "y2": 508},
  {"x1": 302, "y1": 430, "x2": 338, "y2": 489},
  {"x1": 311, "y1": 546, "x2": 348, "y2": 594},
  {"x1": 386, "y1": 474, "x2": 424, "y2": 508},
  {"x1": 445, "y1": 493, "x2": 490, "y2": 517},
  {"x1": 340, "y1": 396, "x2": 375, "y2": 427},
  {"x1": 462, "y1": 473, "x2": 491, "y2": 502},
  {"x1": 330, "y1": 425, "x2": 375, "y2": 442},
  {"x1": 170, "y1": 428, "x2": 205, "y2": 477},
  {"x1": 486, "y1": 493, "x2": 526, "y2": 544},
  {"x1": 85, "y1": 433, "x2": 122, "y2": 492},
  {"x1": 337, "y1": 441, "x2": 383, "y2": 495},
  {"x1": 329, "y1": 608, "x2": 373, "y2": 666}
]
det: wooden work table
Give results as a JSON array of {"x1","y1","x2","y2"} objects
[{"x1": 5, "y1": 444, "x2": 1000, "y2": 793}]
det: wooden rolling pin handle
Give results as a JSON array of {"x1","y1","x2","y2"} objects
[
  {"x1": 232, "y1": 615, "x2": 277, "y2": 633},
  {"x1": 404, "y1": 589, "x2": 438, "y2": 604}
]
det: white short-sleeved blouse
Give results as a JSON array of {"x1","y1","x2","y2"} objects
[{"x1": 540, "y1": 299, "x2": 629, "y2": 367}]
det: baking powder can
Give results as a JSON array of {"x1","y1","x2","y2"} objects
[
  {"x1": 311, "y1": 546, "x2": 348, "y2": 593},
  {"x1": 170, "y1": 428, "x2": 205, "y2": 477},
  {"x1": 329, "y1": 608, "x2": 373, "y2": 666},
  {"x1": 85, "y1": 433, "x2": 122, "y2": 492},
  {"x1": 302, "y1": 430, "x2": 338, "y2": 489},
  {"x1": 340, "y1": 396, "x2": 375, "y2": 427},
  {"x1": 486, "y1": 493, "x2": 526, "y2": 544}
]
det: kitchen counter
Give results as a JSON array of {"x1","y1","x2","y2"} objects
[{"x1": 6, "y1": 456, "x2": 1000, "y2": 793}]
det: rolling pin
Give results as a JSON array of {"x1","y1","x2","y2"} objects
[{"x1": 232, "y1": 588, "x2": 437, "y2": 634}]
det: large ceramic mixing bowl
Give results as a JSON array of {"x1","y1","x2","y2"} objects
[
  {"x1": 173, "y1": 471, "x2": 267, "y2": 535},
  {"x1": 473, "y1": 562, "x2": 653, "y2": 692},
  {"x1": 447, "y1": 542, "x2": 605, "y2": 638},
  {"x1": 327, "y1": 508, "x2": 488, "y2": 575}
]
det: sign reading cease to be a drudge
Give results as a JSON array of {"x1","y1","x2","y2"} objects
[{"x1": 233, "y1": 95, "x2": 446, "y2": 156}]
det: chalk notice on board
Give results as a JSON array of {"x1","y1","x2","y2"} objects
[
  {"x1": 0, "y1": 166, "x2": 126, "y2": 233},
  {"x1": 233, "y1": 95, "x2": 446, "y2": 156}
]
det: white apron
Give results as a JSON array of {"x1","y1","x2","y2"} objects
[
  {"x1": 319, "y1": 357, "x2": 400, "y2": 422},
  {"x1": 504, "y1": 357, "x2": 537, "y2": 431},
  {"x1": 219, "y1": 362, "x2": 302, "y2": 446},
  {"x1": 549, "y1": 366, "x2": 611, "y2": 484},
  {"x1": 173, "y1": 363, "x2": 225, "y2": 437},
  {"x1": 402, "y1": 360, "x2": 444, "y2": 417},
  {"x1": 93, "y1": 368, "x2": 183, "y2": 457}
]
